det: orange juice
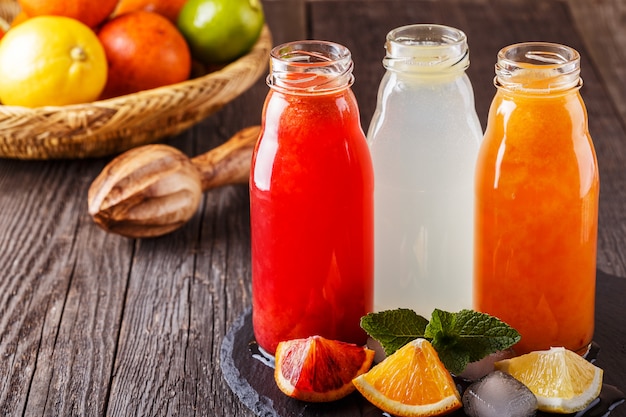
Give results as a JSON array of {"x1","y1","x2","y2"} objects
[{"x1": 474, "y1": 43, "x2": 599, "y2": 355}]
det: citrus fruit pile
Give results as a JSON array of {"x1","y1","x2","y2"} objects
[
  {"x1": 0, "y1": 0, "x2": 265, "y2": 108},
  {"x1": 273, "y1": 334, "x2": 605, "y2": 417}
]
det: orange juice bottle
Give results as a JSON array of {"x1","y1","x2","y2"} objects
[{"x1": 474, "y1": 42, "x2": 599, "y2": 355}]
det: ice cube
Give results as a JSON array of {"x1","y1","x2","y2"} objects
[
  {"x1": 459, "y1": 349, "x2": 516, "y2": 380},
  {"x1": 366, "y1": 337, "x2": 387, "y2": 364},
  {"x1": 463, "y1": 370, "x2": 538, "y2": 417}
]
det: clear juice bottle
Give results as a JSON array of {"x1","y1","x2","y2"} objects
[
  {"x1": 250, "y1": 41, "x2": 374, "y2": 354},
  {"x1": 474, "y1": 42, "x2": 599, "y2": 355},
  {"x1": 367, "y1": 24, "x2": 482, "y2": 316}
]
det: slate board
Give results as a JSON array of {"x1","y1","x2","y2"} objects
[{"x1": 220, "y1": 270, "x2": 626, "y2": 417}]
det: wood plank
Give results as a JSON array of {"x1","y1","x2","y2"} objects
[
  {"x1": 24, "y1": 228, "x2": 131, "y2": 416},
  {"x1": 104, "y1": 209, "x2": 201, "y2": 416},
  {"x1": 101, "y1": 129, "x2": 254, "y2": 417},
  {"x1": 567, "y1": 0, "x2": 626, "y2": 129},
  {"x1": 561, "y1": 0, "x2": 626, "y2": 274},
  {"x1": 0, "y1": 159, "x2": 132, "y2": 416}
]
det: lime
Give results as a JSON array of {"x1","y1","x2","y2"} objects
[{"x1": 177, "y1": 0, "x2": 264, "y2": 65}]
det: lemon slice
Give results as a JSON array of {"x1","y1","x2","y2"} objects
[
  {"x1": 352, "y1": 338, "x2": 462, "y2": 417},
  {"x1": 495, "y1": 346, "x2": 603, "y2": 413}
]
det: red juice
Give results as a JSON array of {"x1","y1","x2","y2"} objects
[{"x1": 250, "y1": 41, "x2": 374, "y2": 354}]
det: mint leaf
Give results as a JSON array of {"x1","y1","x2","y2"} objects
[
  {"x1": 361, "y1": 308, "x2": 521, "y2": 375},
  {"x1": 425, "y1": 309, "x2": 521, "y2": 375},
  {"x1": 360, "y1": 309, "x2": 429, "y2": 355},
  {"x1": 423, "y1": 309, "x2": 471, "y2": 375}
]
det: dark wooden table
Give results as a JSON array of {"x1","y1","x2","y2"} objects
[{"x1": 1, "y1": 1, "x2": 625, "y2": 416}]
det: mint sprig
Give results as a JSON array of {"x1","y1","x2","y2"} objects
[{"x1": 360, "y1": 308, "x2": 521, "y2": 375}]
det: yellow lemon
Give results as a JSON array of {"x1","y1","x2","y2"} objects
[
  {"x1": 495, "y1": 346, "x2": 603, "y2": 413},
  {"x1": 0, "y1": 16, "x2": 107, "y2": 107}
]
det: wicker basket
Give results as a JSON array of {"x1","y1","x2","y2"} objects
[{"x1": 0, "y1": 1, "x2": 272, "y2": 159}]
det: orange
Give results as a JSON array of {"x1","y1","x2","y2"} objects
[
  {"x1": 0, "y1": 16, "x2": 107, "y2": 107},
  {"x1": 495, "y1": 347, "x2": 603, "y2": 413},
  {"x1": 97, "y1": 11, "x2": 191, "y2": 99},
  {"x1": 17, "y1": 0, "x2": 118, "y2": 28},
  {"x1": 10, "y1": 10, "x2": 29, "y2": 27},
  {"x1": 274, "y1": 336, "x2": 375, "y2": 402},
  {"x1": 352, "y1": 338, "x2": 462, "y2": 417},
  {"x1": 114, "y1": 0, "x2": 188, "y2": 22}
]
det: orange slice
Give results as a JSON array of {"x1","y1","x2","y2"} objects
[
  {"x1": 274, "y1": 335, "x2": 375, "y2": 402},
  {"x1": 352, "y1": 338, "x2": 462, "y2": 417}
]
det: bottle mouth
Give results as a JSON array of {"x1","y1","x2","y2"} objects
[
  {"x1": 383, "y1": 24, "x2": 469, "y2": 73},
  {"x1": 495, "y1": 42, "x2": 581, "y2": 93},
  {"x1": 266, "y1": 41, "x2": 355, "y2": 94}
]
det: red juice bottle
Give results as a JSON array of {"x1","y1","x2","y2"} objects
[{"x1": 250, "y1": 41, "x2": 374, "y2": 355}]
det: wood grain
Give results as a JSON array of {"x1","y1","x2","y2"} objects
[
  {"x1": 0, "y1": 159, "x2": 132, "y2": 416},
  {"x1": 568, "y1": 0, "x2": 626, "y2": 128}
]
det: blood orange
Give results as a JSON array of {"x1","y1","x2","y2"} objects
[
  {"x1": 114, "y1": 0, "x2": 187, "y2": 22},
  {"x1": 18, "y1": 0, "x2": 118, "y2": 28},
  {"x1": 97, "y1": 11, "x2": 191, "y2": 98},
  {"x1": 274, "y1": 336, "x2": 374, "y2": 403}
]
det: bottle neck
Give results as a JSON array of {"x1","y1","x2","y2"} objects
[
  {"x1": 382, "y1": 24, "x2": 470, "y2": 76},
  {"x1": 266, "y1": 41, "x2": 355, "y2": 95},
  {"x1": 495, "y1": 42, "x2": 582, "y2": 96}
]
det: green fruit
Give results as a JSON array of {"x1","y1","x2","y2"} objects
[{"x1": 177, "y1": 0, "x2": 265, "y2": 64}]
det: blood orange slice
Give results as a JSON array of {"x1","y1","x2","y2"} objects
[
  {"x1": 352, "y1": 338, "x2": 462, "y2": 416},
  {"x1": 274, "y1": 335, "x2": 375, "y2": 402}
]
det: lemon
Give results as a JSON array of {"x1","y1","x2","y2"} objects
[
  {"x1": 177, "y1": 0, "x2": 264, "y2": 64},
  {"x1": 495, "y1": 346, "x2": 603, "y2": 413},
  {"x1": 0, "y1": 16, "x2": 107, "y2": 107}
]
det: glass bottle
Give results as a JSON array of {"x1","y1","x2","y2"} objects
[
  {"x1": 367, "y1": 24, "x2": 482, "y2": 317},
  {"x1": 250, "y1": 41, "x2": 374, "y2": 355},
  {"x1": 474, "y1": 42, "x2": 599, "y2": 355}
]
